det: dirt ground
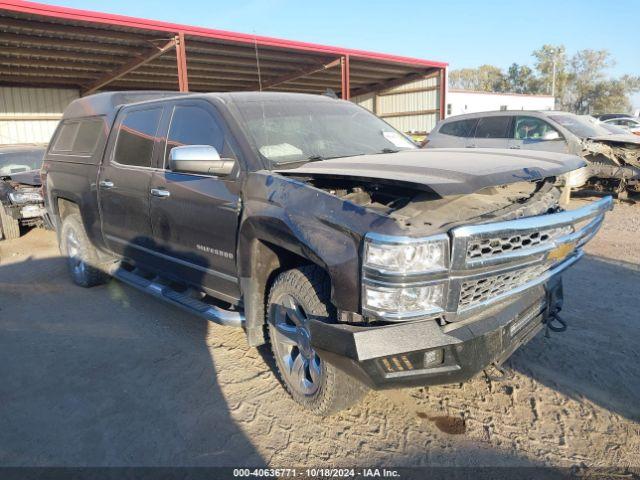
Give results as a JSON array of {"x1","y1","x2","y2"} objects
[{"x1": 0, "y1": 197, "x2": 638, "y2": 469}]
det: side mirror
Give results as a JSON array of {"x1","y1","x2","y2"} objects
[
  {"x1": 542, "y1": 131, "x2": 561, "y2": 141},
  {"x1": 168, "y1": 145, "x2": 235, "y2": 176}
]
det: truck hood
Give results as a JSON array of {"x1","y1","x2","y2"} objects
[
  {"x1": 276, "y1": 148, "x2": 585, "y2": 197},
  {"x1": 2, "y1": 169, "x2": 42, "y2": 186}
]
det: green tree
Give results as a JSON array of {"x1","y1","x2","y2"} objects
[
  {"x1": 532, "y1": 44, "x2": 568, "y2": 103},
  {"x1": 506, "y1": 63, "x2": 542, "y2": 94},
  {"x1": 449, "y1": 65, "x2": 507, "y2": 92}
]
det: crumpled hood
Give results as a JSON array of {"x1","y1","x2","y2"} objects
[
  {"x1": 276, "y1": 148, "x2": 585, "y2": 196},
  {"x1": 587, "y1": 135, "x2": 640, "y2": 146},
  {"x1": 2, "y1": 169, "x2": 42, "y2": 186}
]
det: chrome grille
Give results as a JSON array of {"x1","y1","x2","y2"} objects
[
  {"x1": 458, "y1": 264, "x2": 550, "y2": 311},
  {"x1": 466, "y1": 226, "x2": 572, "y2": 261}
]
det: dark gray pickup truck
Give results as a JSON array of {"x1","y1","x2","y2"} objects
[{"x1": 42, "y1": 91, "x2": 612, "y2": 415}]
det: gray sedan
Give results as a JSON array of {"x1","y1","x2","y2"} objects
[{"x1": 426, "y1": 110, "x2": 640, "y2": 197}]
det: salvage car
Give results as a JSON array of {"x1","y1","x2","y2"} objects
[
  {"x1": 0, "y1": 144, "x2": 47, "y2": 240},
  {"x1": 426, "y1": 110, "x2": 640, "y2": 198},
  {"x1": 42, "y1": 92, "x2": 612, "y2": 415}
]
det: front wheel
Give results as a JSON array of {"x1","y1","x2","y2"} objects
[{"x1": 267, "y1": 266, "x2": 367, "y2": 416}]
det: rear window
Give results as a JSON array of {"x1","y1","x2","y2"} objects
[
  {"x1": 474, "y1": 116, "x2": 511, "y2": 139},
  {"x1": 439, "y1": 119, "x2": 477, "y2": 137},
  {"x1": 51, "y1": 117, "x2": 105, "y2": 156},
  {"x1": 113, "y1": 108, "x2": 162, "y2": 168}
]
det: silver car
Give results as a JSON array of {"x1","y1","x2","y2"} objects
[{"x1": 426, "y1": 110, "x2": 640, "y2": 197}]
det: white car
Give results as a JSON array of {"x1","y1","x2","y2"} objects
[{"x1": 603, "y1": 117, "x2": 640, "y2": 136}]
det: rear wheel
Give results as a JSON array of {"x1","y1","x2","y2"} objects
[
  {"x1": 0, "y1": 204, "x2": 20, "y2": 240},
  {"x1": 267, "y1": 266, "x2": 367, "y2": 416},
  {"x1": 60, "y1": 214, "x2": 110, "y2": 287}
]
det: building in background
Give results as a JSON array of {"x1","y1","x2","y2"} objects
[
  {"x1": 0, "y1": 1, "x2": 446, "y2": 146},
  {"x1": 353, "y1": 73, "x2": 443, "y2": 137},
  {"x1": 446, "y1": 90, "x2": 554, "y2": 118},
  {"x1": 0, "y1": 87, "x2": 78, "y2": 145}
]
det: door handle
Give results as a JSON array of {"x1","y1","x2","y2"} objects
[
  {"x1": 99, "y1": 180, "x2": 114, "y2": 189},
  {"x1": 466, "y1": 145, "x2": 476, "y2": 148},
  {"x1": 509, "y1": 145, "x2": 521, "y2": 149},
  {"x1": 150, "y1": 188, "x2": 171, "y2": 198}
]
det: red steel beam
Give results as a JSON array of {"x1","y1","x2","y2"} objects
[
  {"x1": 439, "y1": 67, "x2": 447, "y2": 119},
  {"x1": 259, "y1": 57, "x2": 341, "y2": 90},
  {"x1": 340, "y1": 55, "x2": 350, "y2": 100},
  {"x1": 176, "y1": 31, "x2": 189, "y2": 92},
  {"x1": 81, "y1": 37, "x2": 177, "y2": 95}
]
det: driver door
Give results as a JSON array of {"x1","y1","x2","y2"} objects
[
  {"x1": 148, "y1": 100, "x2": 242, "y2": 303},
  {"x1": 508, "y1": 116, "x2": 568, "y2": 153}
]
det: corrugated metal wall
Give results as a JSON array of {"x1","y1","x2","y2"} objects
[
  {"x1": 353, "y1": 75, "x2": 441, "y2": 134},
  {"x1": 0, "y1": 87, "x2": 79, "y2": 145}
]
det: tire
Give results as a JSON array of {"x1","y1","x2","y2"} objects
[
  {"x1": 267, "y1": 266, "x2": 367, "y2": 416},
  {"x1": 59, "y1": 213, "x2": 110, "y2": 287},
  {"x1": 0, "y1": 204, "x2": 21, "y2": 240}
]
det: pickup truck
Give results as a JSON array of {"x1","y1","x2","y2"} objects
[{"x1": 42, "y1": 91, "x2": 612, "y2": 415}]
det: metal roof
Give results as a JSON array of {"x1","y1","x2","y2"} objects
[{"x1": 0, "y1": 0, "x2": 447, "y2": 98}]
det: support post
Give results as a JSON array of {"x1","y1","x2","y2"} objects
[
  {"x1": 439, "y1": 67, "x2": 447, "y2": 120},
  {"x1": 176, "y1": 32, "x2": 189, "y2": 92},
  {"x1": 340, "y1": 55, "x2": 350, "y2": 100}
]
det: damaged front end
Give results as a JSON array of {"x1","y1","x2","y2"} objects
[
  {"x1": 581, "y1": 137, "x2": 640, "y2": 196},
  {"x1": 0, "y1": 172, "x2": 47, "y2": 228}
]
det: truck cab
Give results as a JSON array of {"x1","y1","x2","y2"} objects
[{"x1": 42, "y1": 91, "x2": 612, "y2": 415}]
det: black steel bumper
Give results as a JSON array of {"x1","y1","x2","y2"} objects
[{"x1": 309, "y1": 278, "x2": 562, "y2": 390}]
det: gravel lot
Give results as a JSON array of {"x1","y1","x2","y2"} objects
[{"x1": 0, "y1": 197, "x2": 638, "y2": 469}]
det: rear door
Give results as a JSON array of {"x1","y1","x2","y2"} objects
[
  {"x1": 98, "y1": 105, "x2": 164, "y2": 258},
  {"x1": 428, "y1": 118, "x2": 478, "y2": 148},
  {"x1": 508, "y1": 115, "x2": 568, "y2": 153},
  {"x1": 148, "y1": 100, "x2": 242, "y2": 303},
  {"x1": 469, "y1": 115, "x2": 512, "y2": 149}
]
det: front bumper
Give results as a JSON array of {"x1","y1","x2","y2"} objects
[
  {"x1": 311, "y1": 196, "x2": 613, "y2": 389},
  {"x1": 311, "y1": 275, "x2": 560, "y2": 389}
]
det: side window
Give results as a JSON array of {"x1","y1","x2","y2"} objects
[
  {"x1": 474, "y1": 116, "x2": 511, "y2": 139},
  {"x1": 165, "y1": 105, "x2": 225, "y2": 167},
  {"x1": 514, "y1": 116, "x2": 561, "y2": 140},
  {"x1": 113, "y1": 108, "x2": 162, "y2": 168},
  {"x1": 51, "y1": 118, "x2": 105, "y2": 156},
  {"x1": 439, "y1": 119, "x2": 477, "y2": 137}
]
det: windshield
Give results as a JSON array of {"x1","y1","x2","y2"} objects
[
  {"x1": 548, "y1": 114, "x2": 613, "y2": 138},
  {"x1": 233, "y1": 98, "x2": 417, "y2": 168},
  {"x1": 0, "y1": 148, "x2": 45, "y2": 175}
]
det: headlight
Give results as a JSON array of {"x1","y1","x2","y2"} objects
[
  {"x1": 8, "y1": 191, "x2": 43, "y2": 204},
  {"x1": 363, "y1": 282, "x2": 445, "y2": 320},
  {"x1": 364, "y1": 233, "x2": 449, "y2": 275}
]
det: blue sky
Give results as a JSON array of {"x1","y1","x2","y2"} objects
[{"x1": 45, "y1": 0, "x2": 640, "y2": 108}]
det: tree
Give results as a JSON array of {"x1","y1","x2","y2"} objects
[
  {"x1": 531, "y1": 45, "x2": 568, "y2": 100},
  {"x1": 506, "y1": 63, "x2": 542, "y2": 94},
  {"x1": 449, "y1": 65, "x2": 507, "y2": 92}
]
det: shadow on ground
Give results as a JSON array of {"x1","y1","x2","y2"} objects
[{"x1": 509, "y1": 254, "x2": 640, "y2": 422}]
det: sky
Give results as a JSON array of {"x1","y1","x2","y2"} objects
[{"x1": 42, "y1": 0, "x2": 640, "y2": 108}]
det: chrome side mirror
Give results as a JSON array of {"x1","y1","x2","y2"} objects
[{"x1": 168, "y1": 145, "x2": 235, "y2": 176}]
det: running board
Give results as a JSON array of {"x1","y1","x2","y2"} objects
[{"x1": 113, "y1": 267, "x2": 245, "y2": 328}]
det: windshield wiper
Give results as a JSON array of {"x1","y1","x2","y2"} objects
[
  {"x1": 307, "y1": 155, "x2": 325, "y2": 162},
  {"x1": 380, "y1": 148, "x2": 399, "y2": 154}
]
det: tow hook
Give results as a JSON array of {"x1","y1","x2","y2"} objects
[
  {"x1": 484, "y1": 362, "x2": 514, "y2": 382},
  {"x1": 544, "y1": 310, "x2": 567, "y2": 338}
]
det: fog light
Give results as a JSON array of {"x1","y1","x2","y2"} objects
[
  {"x1": 363, "y1": 282, "x2": 444, "y2": 320},
  {"x1": 424, "y1": 349, "x2": 444, "y2": 367}
]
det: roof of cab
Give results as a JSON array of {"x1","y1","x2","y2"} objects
[{"x1": 61, "y1": 91, "x2": 190, "y2": 119}]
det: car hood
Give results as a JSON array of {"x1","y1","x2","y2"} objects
[
  {"x1": 587, "y1": 135, "x2": 640, "y2": 145},
  {"x1": 2, "y1": 169, "x2": 42, "y2": 186},
  {"x1": 276, "y1": 148, "x2": 585, "y2": 197}
]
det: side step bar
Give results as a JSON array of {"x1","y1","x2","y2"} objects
[{"x1": 113, "y1": 267, "x2": 245, "y2": 328}]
